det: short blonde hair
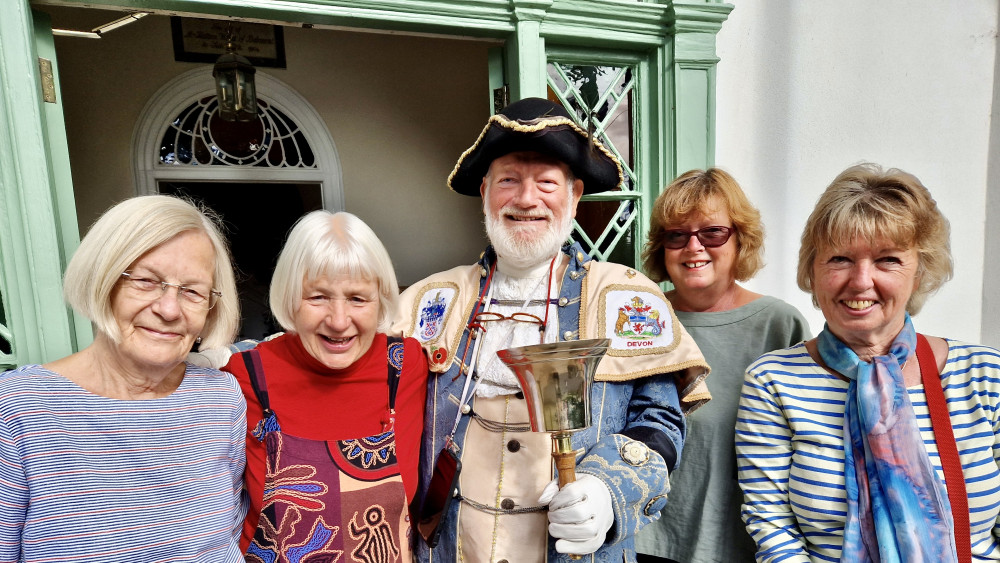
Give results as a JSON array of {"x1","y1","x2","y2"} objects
[
  {"x1": 269, "y1": 211, "x2": 399, "y2": 333},
  {"x1": 797, "y1": 163, "x2": 953, "y2": 315},
  {"x1": 642, "y1": 168, "x2": 765, "y2": 283},
  {"x1": 63, "y1": 195, "x2": 239, "y2": 349}
]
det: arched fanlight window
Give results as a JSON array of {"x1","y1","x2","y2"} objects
[
  {"x1": 133, "y1": 69, "x2": 343, "y2": 340},
  {"x1": 133, "y1": 69, "x2": 343, "y2": 208},
  {"x1": 159, "y1": 96, "x2": 316, "y2": 168}
]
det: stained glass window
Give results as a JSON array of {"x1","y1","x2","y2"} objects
[{"x1": 159, "y1": 97, "x2": 316, "y2": 168}]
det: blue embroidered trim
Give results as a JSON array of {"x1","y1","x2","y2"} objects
[
  {"x1": 388, "y1": 341, "x2": 404, "y2": 372},
  {"x1": 252, "y1": 412, "x2": 282, "y2": 442}
]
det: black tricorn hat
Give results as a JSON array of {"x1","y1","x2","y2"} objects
[{"x1": 447, "y1": 97, "x2": 624, "y2": 196}]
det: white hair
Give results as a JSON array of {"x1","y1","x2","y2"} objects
[
  {"x1": 269, "y1": 210, "x2": 399, "y2": 333},
  {"x1": 63, "y1": 195, "x2": 239, "y2": 349}
]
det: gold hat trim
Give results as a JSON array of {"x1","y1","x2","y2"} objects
[{"x1": 447, "y1": 112, "x2": 625, "y2": 193}]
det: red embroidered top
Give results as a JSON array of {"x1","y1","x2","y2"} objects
[{"x1": 224, "y1": 332, "x2": 428, "y2": 551}]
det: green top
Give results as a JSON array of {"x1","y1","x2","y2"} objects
[{"x1": 634, "y1": 295, "x2": 811, "y2": 563}]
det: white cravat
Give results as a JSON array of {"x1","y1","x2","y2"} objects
[{"x1": 475, "y1": 255, "x2": 560, "y2": 398}]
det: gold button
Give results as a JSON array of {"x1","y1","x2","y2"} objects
[{"x1": 576, "y1": 251, "x2": 585, "y2": 262}]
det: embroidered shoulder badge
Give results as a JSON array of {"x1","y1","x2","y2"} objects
[
  {"x1": 602, "y1": 289, "x2": 675, "y2": 353},
  {"x1": 414, "y1": 287, "x2": 456, "y2": 343}
]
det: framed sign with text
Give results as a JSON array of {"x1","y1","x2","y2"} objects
[{"x1": 171, "y1": 17, "x2": 286, "y2": 69}]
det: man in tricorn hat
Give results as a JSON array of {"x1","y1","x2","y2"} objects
[{"x1": 393, "y1": 97, "x2": 710, "y2": 562}]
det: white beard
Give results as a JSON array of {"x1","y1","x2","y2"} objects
[{"x1": 483, "y1": 196, "x2": 574, "y2": 270}]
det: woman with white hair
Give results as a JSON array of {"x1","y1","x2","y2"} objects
[
  {"x1": 0, "y1": 195, "x2": 246, "y2": 562},
  {"x1": 224, "y1": 210, "x2": 428, "y2": 562}
]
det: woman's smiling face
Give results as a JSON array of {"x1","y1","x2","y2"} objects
[
  {"x1": 662, "y1": 198, "x2": 738, "y2": 302},
  {"x1": 292, "y1": 274, "x2": 380, "y2": 370},
  {"x1": 812, "y1": 237, "x2": 920, "y2": 357},
  {"x1": 110, "y1": 230, "x2": 215, "y2": 373}
]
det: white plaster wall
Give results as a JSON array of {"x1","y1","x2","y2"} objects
[{"x1": 715, "y1": 1, "x2": 999, "y2": 343}]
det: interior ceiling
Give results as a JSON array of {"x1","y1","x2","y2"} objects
[
  {"x1": 36, "y1": 5, "x2": 137, "y2": 31},
  {"x1": 32, "y1": 3, "x2": 504, "y2": 44}
]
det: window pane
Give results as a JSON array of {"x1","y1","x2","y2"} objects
[{"x1": 548, "y1": 61, "x2": 637, "y2": 264}]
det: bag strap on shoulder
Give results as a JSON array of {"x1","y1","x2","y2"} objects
[{"x1": 916, "y1": 333, "x2": 970, "y2": 563}]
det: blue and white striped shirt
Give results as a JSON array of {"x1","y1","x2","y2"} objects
[
  {"x1": 0, "y1": 364, "x2": 246, "y2": 562},
  {"x1": 736, "y1": 341, "x2": 1000, "y2": 562}
]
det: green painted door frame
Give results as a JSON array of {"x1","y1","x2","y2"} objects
[
  {"x1": 6, "y1": 0, "x2": 730, "y2": 366},
  {"x1": 0, "y1": 1, "x2": 89, "y2": 369}
]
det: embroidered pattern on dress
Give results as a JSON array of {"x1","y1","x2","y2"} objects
[
  {"x1": 285, "y1": 517, "x2": 343, "y2": 562},
  {"x1": 246, "y1": 506, "x2": 343, "y2": 563},
  {"x1": 248, "y1": 433, "x2": 336, "y2": 562},
  {"x1": 388, "y1": 341, "x2": 404, "y2": 373},
  {"x1": 262, "y1": 465, "x2": 329, "y2": 512},
  {"x1": 253, "y1": 412, "x2": 282, "y2": 442},
  {"x1": 339, "y1": 432, "x2": 396, "y2": 470},
  {"x1": 348, "y1": 505, "x2": 400, "y2": 563},
  {"x1": 261, "y1": 434, "x2": 329, "y2": 512}
]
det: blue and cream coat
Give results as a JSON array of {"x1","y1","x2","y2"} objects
[{"x1": 392, "y1": 243, "x2": 710, "y2": 563}]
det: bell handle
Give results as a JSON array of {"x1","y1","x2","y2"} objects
[
  {"x1": 554, "y1": 451, "x2": 577, "y2": 488},
  {"x1": 551, "y1": 443, "x2": 583, "y2": 560}
]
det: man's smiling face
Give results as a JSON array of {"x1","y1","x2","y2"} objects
[{"x1": 481, "y1": 151, "x2": 583, "y2": 267}]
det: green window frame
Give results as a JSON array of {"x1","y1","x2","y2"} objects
[{"x1": 546, "y1": 47, "x2": 654, "y2": 268}]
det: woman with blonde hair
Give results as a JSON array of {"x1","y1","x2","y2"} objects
[
  {"x1": 0, "y1": 195, "x2": 246, "y2": 562},
  {"x1": 636, "y1": 168, "x2": 809, "y2": 563},
  {"x1": 737, "y1": 163, "x2": 1000, "y2": 561}
]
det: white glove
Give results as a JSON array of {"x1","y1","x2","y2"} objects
[
  {"x1": 537, "y1": 474, "x2": 614, "y2": 555},
  {"x1": 187, "y1": 347, "x2": 233, "y2": 369}
]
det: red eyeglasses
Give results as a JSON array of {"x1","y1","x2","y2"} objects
[
  {"x1": 661, "y1": 226, "x2": 735, "y2": 249},
  {"x1": 468, "y1": 311, "x2": 545, "y2": 332}
]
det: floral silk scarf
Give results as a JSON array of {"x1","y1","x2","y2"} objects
[{"x1": 818, "y1": 314, "x2": 957, "y2": 563}]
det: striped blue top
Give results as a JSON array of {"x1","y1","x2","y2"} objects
[
  {"x1": 736, "y1": 341, "x2": 1000, "y2": 562},
  {"x1": 0, "y1": 364, "x2": 247, "y2": 562}
]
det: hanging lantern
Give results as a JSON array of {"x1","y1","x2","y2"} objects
[{"x1": 213, "y1": 40, "x2": 258, "y2": 122}]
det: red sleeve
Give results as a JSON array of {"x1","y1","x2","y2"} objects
[
  {"x1": 394, "y1": 337, "x2": 429, "y2": 504},
  {"x1": 222, "y1": 350, "x2": 266, "y2": 553}
]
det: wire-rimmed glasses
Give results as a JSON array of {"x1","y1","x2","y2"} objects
[
  {"x1": 120, "y1": 272, "x2": 221, "y2": 310},
  {"x1": 469, "y1": 311, "x2": 545, "y2": 333}
]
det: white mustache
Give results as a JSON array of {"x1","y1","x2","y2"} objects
[{"x1": 500, "y1": 207, "x2": 553, "y2": 221}]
